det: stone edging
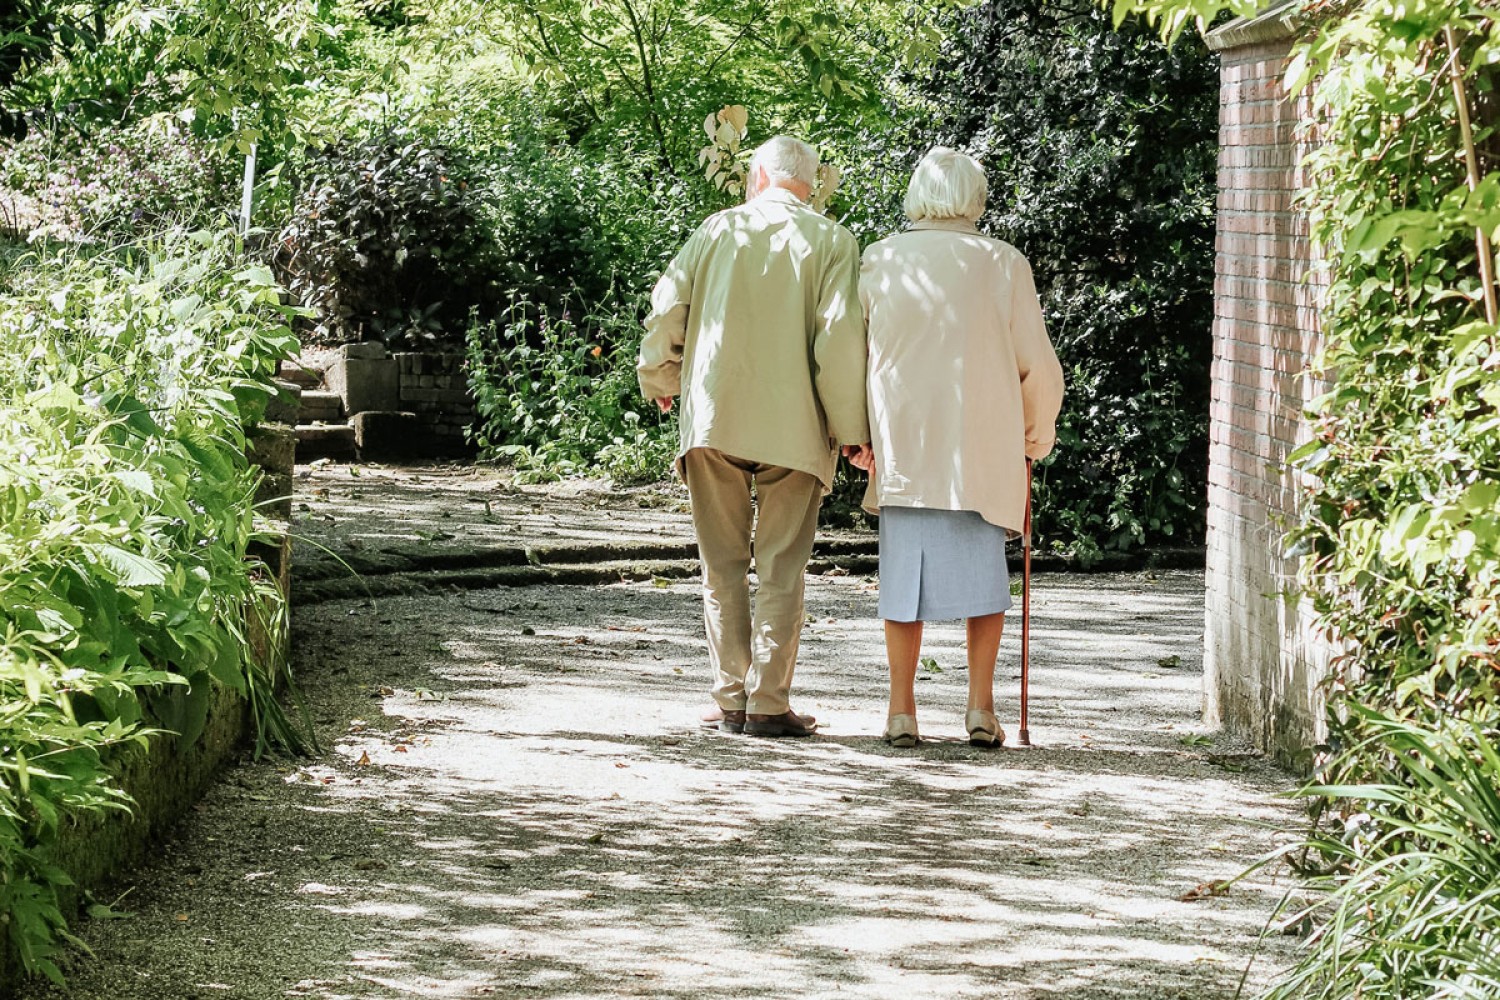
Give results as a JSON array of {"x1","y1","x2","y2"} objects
[{"x1": 291, "y1": 540, "x2": 1207, "y2": 606}]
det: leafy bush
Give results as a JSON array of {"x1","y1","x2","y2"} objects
[
  {"x1": 431, "y1": 87, "x2": 698, "y2": 318},
  {"x1": 0, "y1": 118, "x2": 238, "y2": 242},
  {"x1": 465, "y1": 294, "x2": 676, "y2": 484},
  {"x1": 1117, "y1": 0, "x2": 1500, "y2": 994},
  {"x1": 1271, "y1": 713, "x2": 1500, "y2": 1000},
  {"x1": 0, "y1": 229, "x2": 300, "y2": 980},
  {"x1": 1267, "y1": 9, "x2": 1500, "y2": 992},
  {"x1": 273, "y1": 127, "x2": 501, "y2": 346},
  {"x1": 834, "y1": 0, "x2": 1218, "y2": 557}
]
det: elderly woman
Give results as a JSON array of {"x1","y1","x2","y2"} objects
[{"x1": 853, "y1": 147, "x2": 1064, "y2": 748}]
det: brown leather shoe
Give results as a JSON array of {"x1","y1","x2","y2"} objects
[
  {"x1": 702, "y1": 706, "x2": 814, "y2": 734},
  {"x1": 744, "y1": 711, "x2": 818, "y2": 738},
  {"x1": 701, "y1": 706, "x2": 745, "y2": 733}
]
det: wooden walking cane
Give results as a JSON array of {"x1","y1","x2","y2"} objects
[{"x1": 1017, "y1": 459, "x2": 1033, "y2": 748}]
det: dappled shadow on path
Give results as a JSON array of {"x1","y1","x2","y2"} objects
[{"x1": 20, "y1": 571, "x2": 1297, "y2": 1000}]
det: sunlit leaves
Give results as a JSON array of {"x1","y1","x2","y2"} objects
[
  {"x1": 699, "y1": 104, "x2": 749, "y2": 199},
  {"x1": 0, "y1": 229, "x2": 299, "y2": 978},
  {"x1": 1108, "y1": 0, "x2": 1257, "y2": 45},
  {"x1": 473, "y1": 0, "x2": 966, "y2": 175}
]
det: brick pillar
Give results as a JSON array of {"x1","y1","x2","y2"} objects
[{"x1": 1203, "y1": 13, "x2": 1332, "y2": 766}]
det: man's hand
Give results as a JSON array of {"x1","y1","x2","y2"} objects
[
  {"x1": 656, "y1": 397, "x2": 674, "y2": 414},
  {"x1": 841, "y1": 443, "x2": 875, "y2": 472}
]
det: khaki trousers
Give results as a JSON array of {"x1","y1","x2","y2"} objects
[{"x1": 682, "y1": 448, "x2": 823, "y2": 716}]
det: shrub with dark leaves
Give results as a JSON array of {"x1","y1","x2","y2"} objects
[{"x1": 273, "y1": 128, "x2": 501, "y2": 346}]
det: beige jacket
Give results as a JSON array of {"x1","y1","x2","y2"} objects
[
  {"x1": 859, "y1": 220, "x2": 1064, "y2": 534},
  {"x1": 637, "y1": 188, "x2": 870, "y2": 488}
]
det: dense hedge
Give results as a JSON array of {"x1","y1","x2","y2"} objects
[
  {"x1": 1263, "y1": 6, "x2": 1500, "y2": 994},
  {"x1": 0, "y1": 231, "x2": 298, "y2": 980},
  {"x1": 918, "y1": 0, "x2": 1217, "y2": 558}
]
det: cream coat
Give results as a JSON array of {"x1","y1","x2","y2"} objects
[
  {"x1": 638, "y1": 188, "x2": 870, "y2": 488},
  {"x1": 859, "y1": 220, "x2": 1064, "y2": 534}
]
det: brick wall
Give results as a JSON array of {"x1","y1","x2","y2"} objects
[
  {"x1": 1204, "y1": 20, "x2": 1333, "y2": 766},
  {"x1": 394, "y1": 352, "x2": 475, "y2": 446}
]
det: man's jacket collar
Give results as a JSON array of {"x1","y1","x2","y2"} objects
[{"x1": 754, "y1": 187, "x2": 809, "y2": 207}]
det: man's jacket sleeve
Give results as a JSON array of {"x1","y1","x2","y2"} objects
[
  {"x1": 811, "y1": 230, "x2": 870, "y2": 446},
  {"x1": 638, "y1": 232, "x2": 698, "y2": 400}
]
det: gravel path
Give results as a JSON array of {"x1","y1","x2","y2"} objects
[{"x1": 19, "y1": 556, "x2": 1301, "y2": 999}]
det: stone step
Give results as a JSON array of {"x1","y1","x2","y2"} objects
[
  {"x1": 298, "y1": 389, "x2": 344, "y2": 423},
  {"x1": 264, "y1": 379, "x2": 303, "y2": 425},
  {"x1": 279, "y1": 360, "x2": 324, "y2": 390},
  {"x1": 295, "y1": 423, "x2": 356, "y2": 461}
]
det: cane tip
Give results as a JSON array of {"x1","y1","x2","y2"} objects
[{"x1": 1014, "y1": 729, "x2": 1032, "y2": 748}]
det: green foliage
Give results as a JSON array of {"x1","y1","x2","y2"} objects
[
  {"x1": 1282, "y1": 2, "x2": 1500, "y2": 747},
  {"x1": 448, "y1": 101, "x2": 694, "y2": 321},
  {"x1": 1, "y1": 117, "x2": 238, "y2": 241},
  {"x1": 1118, "y1": 0, "x2": 1500, "y2": 994},
  {"x1": 0, "y1": 2, "x2": 114, "y2": 138},
  {"x1": 449, "y1": 0, "x2": 963, "y2": 177},
  {"x1": 465, "y1": 296, "x2": 676, "y2": 484},
  {"x1": 0, "y1": 229, "x2": 302, "y2": 977},
  {"x1": 1110, "y1": 0, "x2": 1256, "y2": 46},
  {"x1": 5, "y1": 1, "x2": 347, "y2": 153},
  {"x1": 273, "y1": 127, "x2": 499, "y2": 345},
  {"x1": 1271, "y1": 712, "x2": 1500, "y2": 1000},
  {"x1": 850, "y1": 0, "x2": 1218, "y2": 558}
]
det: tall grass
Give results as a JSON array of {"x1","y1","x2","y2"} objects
[{"x1": 1268, "y1": 710, "x2": 1500, "y2": 999}]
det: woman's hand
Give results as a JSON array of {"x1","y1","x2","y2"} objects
[{"x1": 841, "y1": 443, "x2": 875, "y2": 472}]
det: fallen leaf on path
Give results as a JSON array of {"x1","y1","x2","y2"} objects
[
  {"x1": 1180, "y1": 880, "x2": 1231, "y2": 902},
  {"x1": 86, "y1": 902, "x2": 134, "y2": 921},
  {"x1": 586, "y1": 833, "x2": 605, "y2": 844},
  {"x1": 1158, "y1": 654, "x2": 1183, "y2": 668}
]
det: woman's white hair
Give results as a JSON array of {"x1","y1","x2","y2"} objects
[
  {"x1": 749, "y1": 136, "x2": 819, "y2": 189},
  {"x1": 904, "y1": 146, "x2": 988, "y2": 222}
]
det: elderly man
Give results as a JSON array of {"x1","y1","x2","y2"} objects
[{"x1": 638, "y1": 136, "x2": 870, "y2": 738}]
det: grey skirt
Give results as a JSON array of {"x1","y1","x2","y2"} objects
[{"x1": 877, "y1": 506, "x2": 1013, "y2": 623}]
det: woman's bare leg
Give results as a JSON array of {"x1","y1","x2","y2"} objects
[
  {"x1": 884, "y1": 620, "x2": 924, "y2": 717},
  {"x1": 965, "y1": 612, "x2": 1006, "y2": 713}
]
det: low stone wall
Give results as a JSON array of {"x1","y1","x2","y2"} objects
[
  {"x1": 395, "y1": 351, "x2": 474, "y2": 448},
  {"x1": 326, "y1": 343, "x2": 476, "y2": 460}
]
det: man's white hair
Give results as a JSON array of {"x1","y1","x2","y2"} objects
[
  {"x1": 904, "y1": 146, "x2": 988, "y2": 223},
  {"x1": 749, "y1": 136, "x2": 819, "y2": 189}
]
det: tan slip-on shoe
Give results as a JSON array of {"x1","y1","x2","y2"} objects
[
  {"x1": 883, "y1": 713, "x2": 920, "y2": 748},
  {"x1": 966, "y1": 709, "x2": 1005, "y2": 748}
]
